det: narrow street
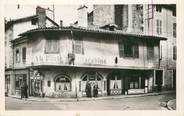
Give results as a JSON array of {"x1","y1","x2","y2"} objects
[{"x1": 5, "y1": 93, "x2": 175, "y2": 110}]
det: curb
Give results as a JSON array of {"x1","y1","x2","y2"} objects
[{"x1": 8, "y1": 90, "x2": 175, "y2": 102}]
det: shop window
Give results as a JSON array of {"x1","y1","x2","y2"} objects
[
  {"x1": 15, "y1": 49, "x2": 20, "y2": 63},
  {"x1": 173, "y1": 23, "x2": 176, "y2": 38},
  {"x1": 45, "y1": 39, "x2": 59, "y2": 53},
  {"x1": 110, "y1": 76, "x2": 121, "y2": 89},
  {"x1": 119, "y1": 42, "x2": 139, "y2": 58},
  {"x1": 147, "y1": 43, "x2": 154, "y2": 60},
  {"x1": 129, "y1": 77, "x2": 139, "y2": 89},
  {"x1": 22, "y1": 47, "x2": 26, "y2": 63},
  {"x1": 73, "y1": 37, "x2": 84, "y2": 54},
  {"x1": 55, "y1": 75, "x2": 71, "y2": 91},
  {"x1": 156, "y1": 19, "x2": 162, "y2": 35}
]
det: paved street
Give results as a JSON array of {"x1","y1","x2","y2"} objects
[{"x1": 5, "y1": 93, "x2": 175, "y2": 110}]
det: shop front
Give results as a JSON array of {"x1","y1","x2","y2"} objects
[
  {"x1": 80, "y1": 71, "x2": 104, "y2": 97},
  {"x1": 107, "y1": 70, "x2": 155, "y2": 95}
]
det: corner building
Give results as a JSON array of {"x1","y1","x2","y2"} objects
[{"x1": 12, "y1": 26, "x2": 166, "y2": 97}]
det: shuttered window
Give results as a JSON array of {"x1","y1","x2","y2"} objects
[
  {"x1": 73, "y1": 37, "x2": 84, "y2": 54},
  {"x1": 45, "y1": 39, "x2": 59, "y2": 53},
  {"x1": 16, "y1": 49, "x2": 20, "y2": 63},
  {"x1": 22, "y1": 47, "x2": 26, "y2": 63},
  {"x1": 119, "y1": 42, "x2": 139, "y2": 58},
  {"x1": 118, "y1": 42, "x2": 124, "y2": 57},
  {"x1": 147, "y1": 44, "x2": 154, "y2": 60},
  {"x1": 173, "y1": 23, "x2": 176, "y2": 38},
  {"x1": 156, "y1": 19, "x2": 162, "y2": 35}
]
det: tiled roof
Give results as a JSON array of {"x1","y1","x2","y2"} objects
[
  {"x1": 19, "y1": 26, "x2": 167, "y2": 40},
  {"x1": 5, "y1": 15, "x2": 59, "y2": 30}
]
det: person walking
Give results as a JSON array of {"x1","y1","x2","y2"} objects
[
  {"x1": 20, "y1": 82, "x2": 25, "y2": 99},
  {"x1": 24, "y1": 83, "x2": 28, "y2": 100},
  {"x1": 93, "y1": 84, "x2": 98, "y2": 97},
  {"x1": 85, "y1": 82, "x2": 91, "y2": 97}
]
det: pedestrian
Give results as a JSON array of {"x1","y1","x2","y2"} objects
[
  {"x1": 20, "y1": 82, "x2": 25, "y2": 99},
  {"x1": 93, "y1": 84, "x2": 98, "y2": 97},
  {"x1": 24, "y1": 83, "x2": 28, "y2": 100},
  {"x1": 85, "y1": 82, "x2": 91, "y2": 97}
]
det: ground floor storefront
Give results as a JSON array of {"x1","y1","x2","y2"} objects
[{"x1": 5, "y1": 67, "x2": 176, "y2": 98}]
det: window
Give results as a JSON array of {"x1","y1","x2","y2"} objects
[
  {"x1": 15, "y1": 49, "x2": 20, "y2": 63},
  {"x1": 156, "y1": 19, "x2": 162, "y2": 35},
  {"x1": 129, "y1": 77, "x2": 139, "y2": 89},
  {"x1": 45, "y1": 39, "x2": 59, "y2": 53},
  {"x1": 119, "y1": 42, "x2": 139, "y2": 58},
  {"x1": 73, "y1": 37, "x2": 84, "y2": 54},
  {"x1": 173, "y1": 23, "x2": 176, "y2": 38},
  {"x1": 173, "y1": 46, "x2": 176, "y2": 60},
  {"x1": 55, "y1": 75, "x2": 71, "y2": 91},
  {"x1": 172, "y1": 9, "x2": 176, "y2": 17},
  {"x1": 22, "y1": 47, "x2": 26, "y2": 63},
  {"x1": 147, "y1": 43, "x2": 154, "y2": 60},
  {"x1": 122, "y1": 5, "x2": 128, "y2": 28},
  {"x1": 146, "y1": 5, "x2": 154, "y2": 19},
  {"x1": 156, "y1": 5, "x2": 162, "y2": 12}
]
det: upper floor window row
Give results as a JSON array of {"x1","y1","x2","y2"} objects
[{"x1": 45, "y1": 36, "x2": 84, "y2": 54}]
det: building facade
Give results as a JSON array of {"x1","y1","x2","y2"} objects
[
  {"x1": 5, "y1": 5, "x2": 175, "y2": 98},
  {"x1": 5, "y1": 6, "x2": 59, "y2": 96},
  {"x1": 87, "y1": 4, "x2": 176, "y2": 91}
]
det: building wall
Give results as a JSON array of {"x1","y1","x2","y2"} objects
[
  {"x1": 93, "y1": 5, "x2": 115, "y2": 27},
  {"x1": 23, "y1": 33, "x2": 160, "y2": 69},
  {"x1": 5, "y1": 26, "x2": 14, "y2": 69},
  {"x1": 143, "y1": 5, "x2": 176, "y2": 89}
]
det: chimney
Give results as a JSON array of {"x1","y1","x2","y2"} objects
[
  {"x1": 36, "y1": 6, "x2": 46, "y2": 28},
  {"x1": 60, "y1": 20, "x2": 63, "y2": 27},
  {"x1": 77, "y1": 5, "x2": 88, "y2": 27}
]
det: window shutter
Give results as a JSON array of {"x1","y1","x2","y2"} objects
[
  {"x1": 133, "y1": 44, "x2": 139, "y2": 58},
  {"x1": 118, "y1": 42, "x2": 124, "y2": 57},
  {"x1": 160, "y1": 20, "x2": 162, "y2": 34},
  {"x1": 22, "y1": 47, "x2": 26, "y2": 62},
  {"x1": 45, "y1": 40, "x2": 51, "y2": 53},
  {"x1": 156, "y1": 20, "x2": 159, "y2": 34},
  {"x1": 79, "y1": 81, "x2": 81, "y2": 92}
]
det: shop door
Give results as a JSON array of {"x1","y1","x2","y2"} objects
[{"x1": 156, "y1": 70, "x2": 163, "y2": 92}]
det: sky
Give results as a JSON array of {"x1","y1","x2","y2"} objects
[{"x1": 4, "y1": 4, "x2": 93, "y2": 26}]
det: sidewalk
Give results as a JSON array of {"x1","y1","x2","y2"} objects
[{"x1": 8, "y1": 90, "x2": 175, "y2": 102}]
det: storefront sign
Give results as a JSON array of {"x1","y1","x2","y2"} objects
[
  {"x1": 84, "y1": 57, "x2": 106, "y2": 65},
  {"x1": 33, "y1": 55, "x2": 64, "y2": 64}
]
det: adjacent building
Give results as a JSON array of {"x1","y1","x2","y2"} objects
[{"x1": 5, "y1": 4, "x2": 175, "y2": 98}]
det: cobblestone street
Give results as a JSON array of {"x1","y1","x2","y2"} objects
[{"x1": 5, "y1": 93, "x2": 175, "y2": 110}]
